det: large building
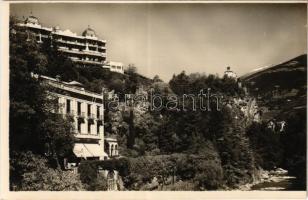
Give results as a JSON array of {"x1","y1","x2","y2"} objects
[
  {"x1": 32, "y1": 73, "x2": 119, "y2": 169},
  {"x1": 17, "y1": 15, "x2": 124, "y2": 70}
]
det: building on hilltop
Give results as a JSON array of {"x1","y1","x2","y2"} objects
[
  {"x1": 224, "y1": 66, "x2": 237, "y2": 79},
  {"x1": 103, "y1": 61, "x2": 125, "y2": 74},
  {"x1": 31, "y1": 73, "x2": 119, "y2": 169},
  {"x1": 17, "y1": 15, "x2": 106, "y2": 67},
  {"x1": 17, "y1": 15, "x2": 130, "y2": 73}
]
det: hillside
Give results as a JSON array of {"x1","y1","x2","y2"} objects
[{"x1": 241, "y1": 54, "x2": 307, "y2": 121}]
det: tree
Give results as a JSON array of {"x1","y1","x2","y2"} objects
[
  {"x1": 40, "y1": 114, "x2": 75, "y2": 169},
  {"x1": 246, "y1": 122, "x2": 283, "y2": 170},
  {"x1": 125, "y1": 64, "x2": 138, "y2": 94},
  {"x1": 10, "y1": 151, "x2": 84, "y2": 191},
  {"x1": 169, "y1": 71, "x2": 190, "y2": 95},
  {"x1": 153, "y1": 75, "x2": 163, "y2": 83},
  {"x1": 10, "y1": 17, "x2": 77, "y2": 188},
  {"x1": 281, "y1": 110, "x2": 306, "y2": 189}
]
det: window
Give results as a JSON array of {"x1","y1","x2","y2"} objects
[
  {"x1": 78, "y1": 121, "x2": 81, "y2": 133},
  {"x1": 97, "y1": 123, "x2": 100, "y2": 135},
  {"x1": 110, "y1": 145, "x2": 114, "y2": 157},
  {"x1": 77, "y1": 102, "x2": 81, "y2": 115},
  {"x1": 87, "y1": 104, "x2": 91, "y2": 117},
  {"x1": 97, "y1": 106, "x2": 100, "y2": 119},
  {"x1": 88, "y1": 123, "x2": 91, "y2": 134},
  {"x1": 66, "y1": 99, "x2": 71, "y2": 113},
  {"x1": 115, "y1": 145, "x2": 118, "y2": 156}
]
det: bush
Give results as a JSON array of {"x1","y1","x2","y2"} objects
[
  {"x1": 76, "y1": 154, "x2": 223, "y2": 191},
  {"x1": 86, "y1": 174, "x2": 108, "y2": 191},
  {"x1": 162, "y1": 181, "x2": 195, "y2": 191},
  {"x1": 124, "y1": 154, "x2": 223, "y2": 190},
  {"x1": 193, "y1": 161, "x2": 223, "y2": 190},
  {"x1": 10, "y1": 151, "x2": 84, "y2": 191},
  {"x1": 78, "y1": 158, "x2": 130, "y2": 190}
]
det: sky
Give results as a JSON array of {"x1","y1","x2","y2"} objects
[{"x1": 10, "y1": 3, "x2": 307, "y2": 81}]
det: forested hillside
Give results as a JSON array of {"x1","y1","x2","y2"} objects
[{"x1": 242, "y1": 55, "x2": 307, "y2": 189}]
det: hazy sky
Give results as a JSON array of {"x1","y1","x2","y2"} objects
[{"x1": 10, "y1": 3, "x2": 307, "y2": 81}]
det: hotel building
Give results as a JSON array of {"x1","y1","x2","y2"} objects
[
  {"x1": 17, "y1": 15, "x2": 107, "y2": 68},
  {"x1": 32, "y1": 73, "x2": 119, "y2": 169}
]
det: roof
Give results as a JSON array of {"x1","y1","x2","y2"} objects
[
  {"x1": 73, "y1": 143, "x2": 108, "y2": 158},
  {"x1": 82, "y1": 26, "x2": 97, "y2": 38},
  {"x1": 67, "y1": 81, "x2": 83, "y2": 86},
  {"x1": 25, "y1": 15, "x2": 39, "y2": 25}
]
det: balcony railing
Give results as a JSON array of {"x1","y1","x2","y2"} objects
[
  {"x1": 98, "y1": 115, "x2": 103, "y2": 120},
  {"x1": 88, "y1": 113, "x2": 95, "y2": 119},
  {"x1": 67, "y1": 110, "x2": 75, "y2": 116},
  {"x1": 97, "y1": 115, "x2": 104, "y2": 126},
  {"x1": 77, "y1": 112, "x2": 85, "y2": 118},
  {"x1": 74, "y1": 132, "x2": 100, "y2": 140}
]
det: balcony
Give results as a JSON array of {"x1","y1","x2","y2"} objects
[
  {"x1": 77, "y1": 112, "x2": 85, "y2": 123},
  {"x1": 88, "y1": 113, "x2": 95, "y2": 124},
  {"x1": 58, "y1": 48, "x2": 106, "y2": 58},
  {"x1": 72, "y1": 59, "x2": 103, "y2": 65},
  {"x1": 88, "y1": 113, "x2": 96, "y2": 119},
  {"x1": 97, "y1": 115, "x2": 104, "y2": 125},
  {"x1": 74, "y1": 132, "x2": 100, "y2": 140},
  {"x1": 66, "y1": 110, "x2": 75, "y2": 116},
  {"x1": 56, "y1": 39, "x2": 86, "y2": 47},
  {"x1": 77, "y1": 112, "x2": 85, "y2": 118}
]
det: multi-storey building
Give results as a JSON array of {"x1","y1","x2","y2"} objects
[
  {"x1": 32, "y1": 73, "x2": 119, "y2": 169},
  {"x1": 17, "y1": 15, "x2": 107, "y2": 68}
]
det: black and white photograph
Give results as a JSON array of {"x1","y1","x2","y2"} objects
[{"x1": 1, "y1": 1, "x2": 307, "y2": 197}]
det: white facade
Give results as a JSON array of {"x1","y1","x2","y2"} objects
[
  {"x1": 17, "y1": 16, "x2": 107, "y2": 67},
  {"x1": 17, "y1": 15, "x2": 126, "y2": 75},
  {"x1": 35, "y1": 74, "x2": 119, "y2": 165},
  {"x1": 224, "y1": 66, "x2": 237, "y2": 79},
  {"x1": 103, "y1": 61, "x2": 125, "y2": 74}
]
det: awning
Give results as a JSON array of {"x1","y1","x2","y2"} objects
[{"x1": 73, "y1": 143, "x2": 108, "y2": 158}]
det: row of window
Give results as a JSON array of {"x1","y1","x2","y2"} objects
[
  {"x1": 66, "y1": 99, "x2": 102, "y2": 119},
  {"x1": 77, "y1": 119, "x2": 101, "y2": 135}
]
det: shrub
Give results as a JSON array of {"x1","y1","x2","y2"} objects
[
  {"x1": 193, "y1": 162, "x2": 223, "y2": 190},
  {"x1": 124, "y1": 154, "x2": 223, "y2": 190},
  {"x1": 87, "y1": 174, "x2": 108, "y2": 191},
  {"x1": 10, "y1": 151, "x2": 84, "y2": 191}
]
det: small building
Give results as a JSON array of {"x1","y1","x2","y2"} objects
[
  {"x1": 103, "y1": 61, "x2": 125, "y2": 74},
  {"x1": 224, "y1": 66, "x2": 237, "y2": 79}
]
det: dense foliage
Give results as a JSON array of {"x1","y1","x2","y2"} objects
[
  {"x1": 10, "y1": 152, "x2": 84, "y2": 191},
  {"x1": 9, "y1": 16, "x2": 306, "y2": 191},
  {"x1": 78, "y1": 154, "x2": 223, "y2": 190},
  {"x1": 281, "y1": 110, "x2": 306, "y2": 188},
  {"x1": 10, "y1": 17, "x2": 77, "y2": 189}
]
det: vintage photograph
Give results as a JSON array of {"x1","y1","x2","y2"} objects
[{"x1": 7, "y1": 2, "x2": 307, "y2": 192}]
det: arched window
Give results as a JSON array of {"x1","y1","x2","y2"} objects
[
  {"x1": 110, "y1": 144, "x2": 114, "y2": 157},
  {"x1": 115, "y1": 145, "x2": 118, "y2": 156}
]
